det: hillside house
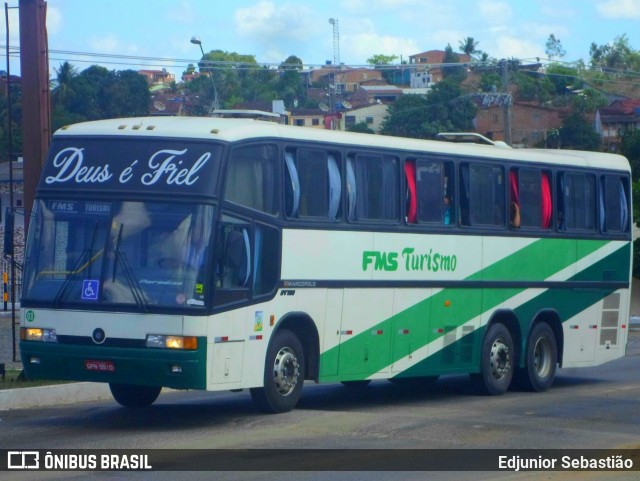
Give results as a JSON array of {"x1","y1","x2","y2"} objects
[{"x1": 595, "y1": 99, "x2": 640, "y2": 151}]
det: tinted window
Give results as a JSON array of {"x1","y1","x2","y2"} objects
[
  {"x1": 348, "y1": 154, "x2": 398, "y2": 221},
  {"x1": 408, "y1": 158, "x2": 455, "y2": 225},
  {"x1": 285, "y1": 149, "x2": 342, "y2": 220},
  {"x1": 225, "y1": 145, "x2": 278, "y2": 214},
  {"x1": 461, "y1": 163, "x2": 504, "y2": 226},
  {"x1": 559, "y1": 172, "x2": 596, "y2": 231},
  {"x1": 600, "y1": 175, "x2": 629, "y2": 234}
]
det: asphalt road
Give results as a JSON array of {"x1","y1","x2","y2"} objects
[{"x1": 1, "y1": 330, "x2": 639, "y2": 481}]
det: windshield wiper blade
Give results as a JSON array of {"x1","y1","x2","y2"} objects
[
  {"x1": 113, "y1": 250, "x2": 149, "y2": 312},
  {"x1": 53, "y1": 221, "x2": 101, "y2": 306}
]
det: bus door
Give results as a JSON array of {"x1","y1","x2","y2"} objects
[{"x1": 210, "y1": 215, "x2": 252, "y2": 385}]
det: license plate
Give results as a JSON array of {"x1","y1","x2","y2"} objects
[{"x1": 84, "y1": 359, "x2": 115, "y2": 373}]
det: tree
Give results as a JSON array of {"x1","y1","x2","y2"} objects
[
  {"x1": 381, "y1": 79, "x2": 476, "y2": 139},
  {"x1": 366, "y1": 54, "x2": 399, "y2": 65},
  {"x1": 511, "y1": 71, "x2": 555, "y2": 102},
  {"x1": 367, "y1": 53, "x2": 403, "y2": 85},
  {"x1": 347, "y1": 121, "x2": 375, "y2": 134},
  {"x1": 545, "y1": 64, "x2": 581, "y2": 95},
  {"x1": 50, "y1": 63, "x2": 151, "y2": 130},
  {"x1": 103, "y1": 70, "x2": 150, "y2": 118},
  {"x1": 589, "y1": 34, "x2": 640, "y2": 72},
  {"x1": 559, "y1": 112, "x2": 601, "y2": 151},
  {"x1": 0, "y1": 83, "x2": 23, "y2": 161},
  {"x1": 459, "y1": 37, "x2": 479, "y2": 57},
  {"x1": 277, "y1": 55, "x2": 306, "y2": 109},
  {"x1": 195, "y1": 49, "x2": 266, "y2": 109},
  {"x1": 545, "y1": 34, "x2": 566, "y2": 59},
  {"x1": 622, "y1": 129, "x2": 640, "y2": 276},
  {"x1": 52, "y1": 61, "x2": 78, "y2": 107},
  {"x1": 442, "y1": 44, "x2": 466, "y2": 81}
]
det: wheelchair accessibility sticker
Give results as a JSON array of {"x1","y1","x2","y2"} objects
[{"x1": 82, "y1": 280, "x2": 100, "y2": 301}]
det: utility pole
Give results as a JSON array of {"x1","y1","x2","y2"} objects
[
  {"x1": 19, "y1": 0, "x2": 50, "y2": 235},
  {"x1": 501, "y1": 59, "x2": 512, "y2": 145}
]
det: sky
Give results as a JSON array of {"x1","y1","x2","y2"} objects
[{"x1": 3, "y1": 0, "x2": 640, "y2": 77}]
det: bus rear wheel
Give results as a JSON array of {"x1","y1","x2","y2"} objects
[
  {"x1": 250, "y1": 329, "x2": 305, "y2": 413},
  {"x1": 515, "y1": 322, "x2": 557, "y2": 392},
  {"x1": 471, "y1": 323, "x2": 514, "y2": 395},
  {"x1": 109, "y1": 383, "x2": 161, "y2": 407}
]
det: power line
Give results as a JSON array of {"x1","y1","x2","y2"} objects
[{"x1": 2, "y1": 45, "x2": 640, "y2": 93}]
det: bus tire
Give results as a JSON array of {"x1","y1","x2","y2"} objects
[
  {"x1": 250, "y1": 329, "x2": 305, "y2": 413},
  {"x1": 515, "y1": 322, "x2": 557, "y2": 392},
  {"x1": 470, "y1": 323, "x2": 514, "y2": 395},
  {"x1": 109, "y1": 383, "x2": 161, "y2": 407}
]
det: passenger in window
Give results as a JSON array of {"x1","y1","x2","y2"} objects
[
  {"x1": 510, "y1": 202, "x2": 520, "y2": 228},
  {"x1": 443, "y1": 196, "x2": 451, "y2": 225}
]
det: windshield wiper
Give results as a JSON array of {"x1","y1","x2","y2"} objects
[
  {"x1": 111, "y1": 224, "x2": 149, "y2": 312},
  {"x1": 53, "y1": 221, "x2": 100, "y2": 305}
]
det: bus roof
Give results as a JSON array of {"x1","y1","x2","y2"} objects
[{"x1": 54, "y1": 116, "x2": 630, "y2": 173}]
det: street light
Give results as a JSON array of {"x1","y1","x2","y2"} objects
[{"x1": 190, "y1": 36, "x2": 219, "y2": 111}]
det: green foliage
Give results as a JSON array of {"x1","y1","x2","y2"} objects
[
  {"x1": 620, "y1": 130, "x2": 640, "y2": 181},
  {"x1": 277, "y1": 56, "x2": 306, "y2": 109},
  {"x1": 480, "y1": 72, "x2": 501, "y2": 92},
  {"x1": 546, "y1": 64, "x2": 582, "y2": 95},
  {"x1": 381, "y1": 80, "x2": 476, "y2": 139},
  {"x1": 631, "y1": 180, "x2": 640, "y2": 304},
  {"x1": 634, "y1": 235, "x2": 640, "y2": 278},
  {"x1": 366, "y1": 54, "x2": 399, "y2": 65},
  {"x1": 347, "y1": 122, "x2": 375, "y2": 134},
  {"x1": 0, "y1": 85, "x2": 22, "y2": 161},
  {"x1": 559, "y1": 112, "x2": 601, "y2": 151},
  {"x1": 442, "y1": 44, "x2": 466, "y2": 81},
  {"x1": 571, "y1": 88, "x2": 607, "y2": 114},
  {"x1": 545, "y1": 34, "x2": 566, "y2": 59},
  {"x1": 511, "y1": 70, "x2": 555, "y2": 102},
  {"x1": 50, "y1": 63, "x2": 150, "y2": 130},
  {"x1": 459, "y1": 37, "x2": 479, "y2": 56},
  {"x1": 589, "y1": 34, "x2": 640, "y2": 72}
]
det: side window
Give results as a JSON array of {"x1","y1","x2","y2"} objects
[
  {"x1": 347, "y1": 153, "x2": 398, "y2": 222},
  {"x1": 407, "y1": 158, "x2": 454, "y2": 225},
  {"x1": 214, "y1": 215, "x2": 251, "y2": 307},
  {"x1": 558, "y1": 172, "x2": 596, "y2": 231},
  {"x1": 214, "y1": 217, "x2": 280, "y2": 307},
  {"x1": 284, "y1": 148, "x2": 342, "y2": 220},
  {"x1": 600, "y1": 175, "x2": 629, "y2": 234},
  {"x1": 253, "y1": 224, "x2": 280, "y2": 296},
  {"x1": 460, "y1": 162, "x2": 505, "y2": 227},
  {"x1": 509, "y1": 168, "x2": 552, "y2": 229},
  {"x1": 224, "y1": 144, "x2": 278, "y2": 215}
]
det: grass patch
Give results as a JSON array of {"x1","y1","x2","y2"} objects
[{"x1": 0, "y1": 369, "x2": 72, "y2": 390}]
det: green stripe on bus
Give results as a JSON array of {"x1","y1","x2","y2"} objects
[{"x1": 319, "y1": 239, "x2": 628, "y2": 381}]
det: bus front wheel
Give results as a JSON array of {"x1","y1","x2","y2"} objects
[
  {"x1": 250, "y1": 329, "x2": 305, "y2": 413},
  {"x1": 109, "y1": 383, "x2": 161, "y2": 407},
  {"x1": 515, "y1": 322, "x2": 557, "y2": 392},
  {"x1": 471, "y1": 323, "x2": 514, "y2": 395}
]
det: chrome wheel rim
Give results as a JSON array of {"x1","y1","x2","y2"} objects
[
  {"x1": 489, "y1": 338, "x2": 511, "y2": 381},
  {"x1": 533, "y1": 337, "x2": 552, "y2": 378},
  {"x1": 272, "y1": 347, "x2": 300, "y2": 396}
]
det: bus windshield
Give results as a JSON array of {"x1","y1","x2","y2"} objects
[{"x1": 22, "y1": 199, "x2": 214, "y2": 311}]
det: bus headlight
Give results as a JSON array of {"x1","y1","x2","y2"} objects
[
  {"x1": 21, "y1": 327, "x2": 58, "y2": 342},
  {"x1": 146, "y1": 335, "x2": 197, "y2": 350}
]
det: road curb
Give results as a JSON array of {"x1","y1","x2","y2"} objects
[{"x1": 0, "y1": 382, "x2": 112, "y2": 410}]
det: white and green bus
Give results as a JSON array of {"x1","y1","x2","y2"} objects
[{"x1": 19, "y1": 116, "x2": 632, "y2": 412}]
